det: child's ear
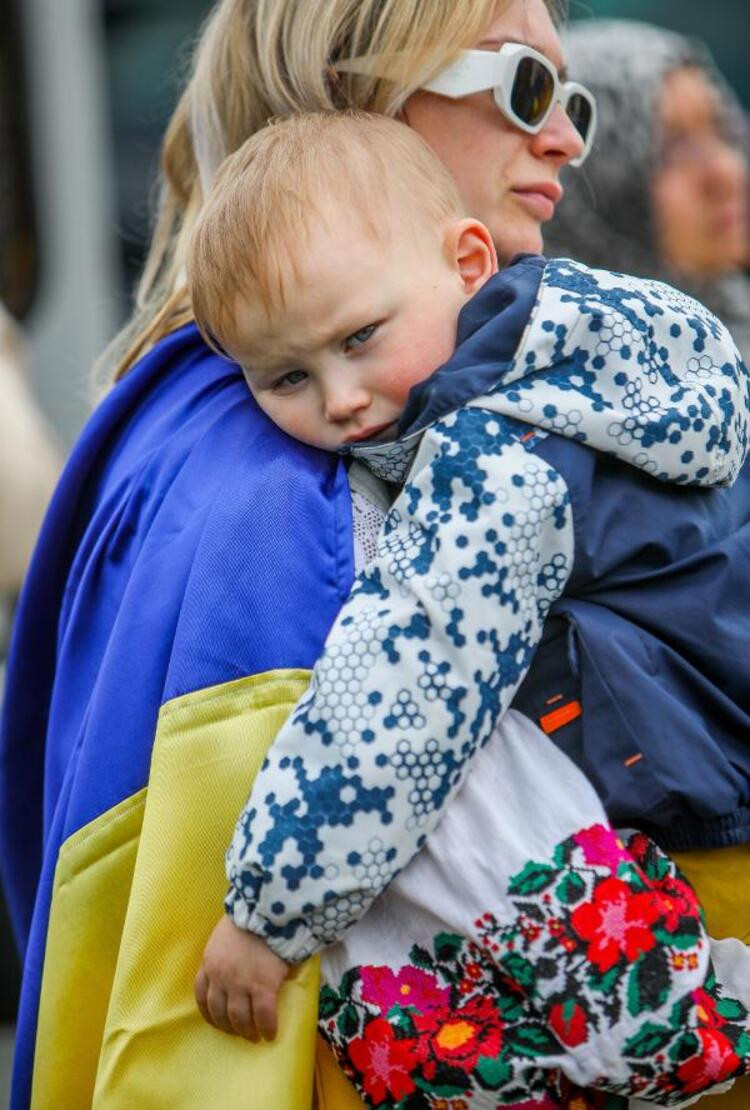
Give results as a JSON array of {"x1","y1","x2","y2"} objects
[{"x1": 445, "y1": 219, "x2": 498, "y2": 294}]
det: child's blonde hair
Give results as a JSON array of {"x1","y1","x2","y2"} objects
[
  {"x1": 100, "y1": 0, "x2": 564, "y2": 384},
  {"x1": 188, "y1": 111, "x2": 466, "y2": 352}
]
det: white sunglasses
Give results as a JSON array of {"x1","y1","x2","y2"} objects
[{"x1": 337, "y1": 42, "x2": 597, "y2": 168}]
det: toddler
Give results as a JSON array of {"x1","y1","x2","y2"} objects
[{"x1": 188, "y1": 111, "x2": 750, "y2": 1108}]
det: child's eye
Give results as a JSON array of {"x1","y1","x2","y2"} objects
[
  {"x1": 344, "y1": 324, "x2": 378, "y2": 352},
  {"x1": 272, "y1": 370, "x2": 308, "y2": 392}
]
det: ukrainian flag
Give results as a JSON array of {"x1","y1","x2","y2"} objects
[{"x1": 0, "y1": 325, "x2": 356, "y2": 1107}]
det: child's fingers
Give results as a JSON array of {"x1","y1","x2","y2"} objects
[
  {"x1": 194, "y1": 967, "x2": 212, "y2": 1027},
  {"x1": 252, "y1": 987, "x2": 279, "y2": 1040},
  {"x1": 227, "y1": 993, "x2": 257, "y2": 1040},
  {"x1": 205, "y1": 982, "x2": 234, "y2": 1035}
]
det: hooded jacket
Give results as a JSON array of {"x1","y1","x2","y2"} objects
[
  {"x1": 225, "y1": 255, "x2": 750, "y2": 960},
  {"x1": 220, "y1": 255, "x2": 750, "y2": 1102}
]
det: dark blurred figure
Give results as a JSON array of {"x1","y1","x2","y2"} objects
[
  {"x1": 0, "y1": 307, "x2": 61, "y2": 603},
  {"x1": 102, "y1": 0, "x2": 213, "y2": 294},
  {"x1": 545, "y1": 20, "x2": 750, "y2": 364},
  {"x1": 0, "y1": 305, "x2": 61, "y2": 1022}
]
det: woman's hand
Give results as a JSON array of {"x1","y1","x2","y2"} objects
[{"x1": 195, "y1": 914, "x2": 290, "y2": 1040}]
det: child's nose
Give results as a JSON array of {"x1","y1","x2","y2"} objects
[{"x1": 324, "y1": 383, "x2": 371, "y2": 423}]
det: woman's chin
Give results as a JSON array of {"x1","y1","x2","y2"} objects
[{"x1": 490, "y1": 204, "x2": 545, "y2": 265}]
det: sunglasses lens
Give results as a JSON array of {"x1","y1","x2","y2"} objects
[
  {"x1": 510, "y1": 56, "x2": 554, "y2": 127},
  {"x1": 566, "y1": 93, "x2": 592, "y2": 141}
]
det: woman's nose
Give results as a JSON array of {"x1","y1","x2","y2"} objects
[
  {"x1": 324, "y1": 382, "x2": 371, "y2": 423},
  {"x1": 704, "y1": 141, "x2": 748, "y2": 198},
  {"x1": 531, "y1": 102, "x2": 586, "y2": 165}
]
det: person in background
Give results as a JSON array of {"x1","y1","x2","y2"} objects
[
  {"x1": 0, "y1": 303, "x2": 60, "y2": 626},
  {"x1": 0, "y1": 1, "x2": 589, "y2": 1107},
  {"x1": 0, "y1": 302, "x2": 60, "y2": 1042},
  {"x1": 544, "y1": 20, "x2": 750, "y2": 364}
]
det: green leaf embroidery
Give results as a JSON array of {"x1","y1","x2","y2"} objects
[
  {"x1": 627, "y1": 948, "x2": 671, "y2": 1017},
  {"x1": 414, "y1": 1069, "x2": 471, "y2": 1097},
  {"x1": 387, "y1": 1005, "x2": 417, "y2": 1037},
  {"x1": 624, "y1": 1020, "x2": 675, "y2": 1058},
  {"x1": 497, "y1": 990, "x2": 526, "y2": 1022},
  {"x1": 556, "y1": 871, "x2": 586, "y2": 905},
  {"x1": 587, "y1": 965, "x2": 620, "y2": 995},
  {"x1": 734, "y1": 1029, "x2": 750, "y2": 1057},
  {"x1": 433, "y1": 932, "x2": 464, "y2": 962},
  {"x1": 504, "y1": 1022, "x2": 560, "y2": 1058},
  {"x1": 652, "y1": 927, "x2": 700, "y2": 950},
  {"x1": 668, "y1": 1030, "x2": 699, "y2": 1063},
  {"x1": 475, "y1": 1053, "x2": 513, "y2": 1089},
  {"x1": 509, "y1": 861, "x2": 557, "y2": 895},
  {"x1": 318, "y1": 984, "x2": 340, "y2": 1019},
  {"x1": 409, "y1": 943, "x2": 435, "y2": 971},
  {"x1": 337, "y1": 1004, "x2": 360, "y2": 1039},
  {"x1": 500, "y1": 952, "x2": 537, "y2": 994},
  {"x1": 716, "y1": 997, "x2": 747, "y2": 1021}
]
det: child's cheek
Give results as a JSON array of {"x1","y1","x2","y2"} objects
[{"x1": 380, "y1": 331, "x2": 456, "y2": 402}]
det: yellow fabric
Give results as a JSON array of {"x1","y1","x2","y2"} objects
[
  {"x1": 32, "y1": 669, "x2": 341, "y2": 1108},
  {"x1": 672, "y1": 843, "x2": 750, "y2": 943},
  {"x1": 92, "y1": 670, "x2": 319, "y2": 1108},
  {"x1": 31, "y1": 791, "x2": 146, "y2": 1108},
  {"x1": 314, "y1": 1037, "x2": 366, "y2": 1109},
  {"x1": 671, "y1": 844, "x2": 750, "y2": 1108},
  {"x1": 34, "y1": 671, "x2": 748, "y2": 1109}
]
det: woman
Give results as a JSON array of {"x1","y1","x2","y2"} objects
[
  {"x1": 0, "y1": 2, "x2": 590, "y2": 1107},
  {"x1": 544, "y1": 20, "x2": 750, "y2": 363}
]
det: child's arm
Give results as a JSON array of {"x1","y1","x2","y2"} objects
[
  {"x1": 225, "y1": 415, "x2": 574, "y2": 961},
  {"x1": 221, "y1": 258, "x2": 750, "y2": 964},
  {"x1": 499, "y1": 259, "x2": 750, "y2": 489},
  {"x1": 195, "y1": 915, "x2": 289, "y2": 1040}
]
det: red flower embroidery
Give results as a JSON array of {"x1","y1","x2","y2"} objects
[
  {"x1": 360, "y1": 965, "x2": 450, "y2": 1015},
  {"x1": 415, "y1": 994, "x2": 503, "y2": 1073},
  {"x1": 573, "y1": 824, "x2": 630, "y2": 871},
  {"x1": 626, "y1": 831, "x2": 653, "y2": 863},
  {"x1": 657, "y1": 876, "x2": 700, "y2": 931},
  {"x1": 549, "y1": 1000, "x2": 589, "y2": 1047},
  {"x1": 692, "y1": 988, "x2": 724, "y2": 1028},
  {"x1": 348, "y1": 1018, "x2": 420, "y2": 1105},
  {"x1": 676, "y1": 1027, "x2": 740, "y2": 1093},
  {"x1": 570, "y1": 877, "x2": 660, "y2": 971}
]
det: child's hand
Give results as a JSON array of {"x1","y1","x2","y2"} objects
[{"x1": 195, "y1": 914, "x2": 290, "y2": 1040}]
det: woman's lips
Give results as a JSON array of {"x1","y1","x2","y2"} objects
[{"x1": 511, "y1": 183, "x2": 563, "y2": 221}]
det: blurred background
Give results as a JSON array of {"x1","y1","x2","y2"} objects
[
  {"x1": 0, "y1": 0, "x2": 748, "y2": 1100},
  {"x1": 1, "y1": 0, "x2": 747, "y2": 452}
]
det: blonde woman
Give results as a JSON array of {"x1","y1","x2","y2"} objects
[{"x1": 1, "y1": 1, "x2": 592, "y2": 1107}]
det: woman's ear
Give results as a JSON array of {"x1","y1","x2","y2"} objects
[{"x1": 444, "y1": 218, "x2": 498, "y2": 294}]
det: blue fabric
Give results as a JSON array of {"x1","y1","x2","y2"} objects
[
  {"x1": 398, "y1": 254, "x2": 545, "y2": 437},
  {"x1": 513, "y1": 432, "x2": 750, "y2": 850},
  {"x1": 0, "y1": 324, "x2": 354, "y2": 1107}
]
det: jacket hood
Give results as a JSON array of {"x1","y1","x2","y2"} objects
[{"x1": 347, "y1": 256, "x2": 749, "y2": 489}]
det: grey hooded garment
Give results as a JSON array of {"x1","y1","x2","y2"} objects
[{"x1": 544, "y1": 19, "x2": 750, "y2": 364}]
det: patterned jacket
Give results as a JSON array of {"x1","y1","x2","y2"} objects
[{"x1": 225, "y1": 256, "x2": 750, "y2": 962}]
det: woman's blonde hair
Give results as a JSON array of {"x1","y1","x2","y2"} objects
[
  {"x1": 189, "y1": 111, "x2": 467, "y2": 353},
  {"x1": 103, "y1": 0, "x2": 563, "y2": 384}
]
